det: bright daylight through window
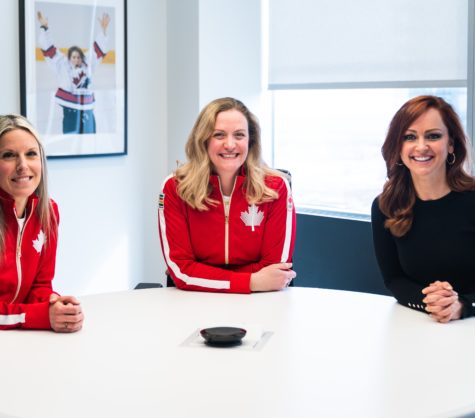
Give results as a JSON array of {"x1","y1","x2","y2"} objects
[
  {"x1": 268, "y1": 0, "x2": 470, "y2": 218},
  {"x1": 272, "y1": 88, "x2": 467, "y2": 217}
]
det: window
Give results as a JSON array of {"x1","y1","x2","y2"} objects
[
  {"x1": 272, "y1": 88, "x2": 467, "y2": 217},
  {"x1": 268, "y1": 0, "x2": 471, "y2": 218}
]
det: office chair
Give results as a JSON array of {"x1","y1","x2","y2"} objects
[{"x1": 134, "y1": 282, "x2": 163, "y2": 289}]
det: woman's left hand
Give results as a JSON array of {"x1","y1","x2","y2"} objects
[
  {"x1": 429, "y1": 300, "x2": 463, "y2": 323},
  {"x1": 250, "y1": 263, "x2": 296, "y2": 292},
  {"x1": 49, "y1": 294, "x2": 84, "y2": 333},
  {"x1": 422, "y1": 281, "x2": 462, "y2": 323}
]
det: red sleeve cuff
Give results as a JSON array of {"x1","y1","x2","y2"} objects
[
  {"x1": 229, "y1": 272, "x2": 252, "y2": 294},
  {"x1": 22, "y1": 301, "x2": 51, "y2": 329}
]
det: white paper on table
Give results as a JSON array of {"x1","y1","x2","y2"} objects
[{"x1": 180, "y1": 323, "x2": 273, "y2": 351}]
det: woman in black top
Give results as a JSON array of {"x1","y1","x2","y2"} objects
[{"x1": 371, "y1": 95, "x2": 475, "y2": 322}]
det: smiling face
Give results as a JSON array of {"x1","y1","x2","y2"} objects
[
  {"x1": 400, "y1": 108, "x2": 454, "y2": 189},
  {"x1": 207, "y1": 109, "x2": 249, "y2": 181},
  {"x1": 0, "y1": 129, "x2": 42, "y2": 216}
]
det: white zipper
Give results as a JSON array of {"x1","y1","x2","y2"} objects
[
  {"x1": 218, "y1": 178, "x2": 237, "y2": 265},
  {"x1": 224, "y1": 203, "x2": 230, "y2": 265},
  {"x1": 11, "y1": 202, "x2": 34, "y2": 304}
]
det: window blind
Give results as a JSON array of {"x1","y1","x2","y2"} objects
[{"x1": 268, "y1": 0, "x2": 468, "y2": 88}]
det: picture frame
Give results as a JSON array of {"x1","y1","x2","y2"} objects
[{"x1": 19, "y1": 0, "x2": 127, "y2": 158}]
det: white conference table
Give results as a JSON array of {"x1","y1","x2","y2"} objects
[{"x1": 0, "y1": 287, "x2": 474, "y2": 418}]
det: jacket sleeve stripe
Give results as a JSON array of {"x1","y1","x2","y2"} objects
[
  {"x1": 0, "y1": 313, "x2": 25, "y2": 326},
  {"x1": 159, "y1": 176, "x2": 231, "y2": 290},
  {"x1": 280, "y1": 177, "x2": 293, "y2": 263}
]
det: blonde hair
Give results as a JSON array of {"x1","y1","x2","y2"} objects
[
  {"x1": 176, "y1": 97, "x2": 282, "y2": 210},
  {"x1": 0, "y1": 114, "x2": 57, "y2": 254}
]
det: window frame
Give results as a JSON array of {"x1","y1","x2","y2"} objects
[{"x1": 268, "y1": 0, "x2": 475, "y2": 220}]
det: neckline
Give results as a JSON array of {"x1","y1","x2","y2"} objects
[{"x1": 416, "y1": 190, "x2": 456, "y2": 204}]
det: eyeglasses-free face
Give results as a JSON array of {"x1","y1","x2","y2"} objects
[
  {"x1": 400, "y1": 108, "x2": 454, "y2": 189},
  {"x1": 0, "y1": 129, "x2": 42, "y2": 216},
  {"x1": 207, "y1": 109, "x2": 249, "y2": 184}
]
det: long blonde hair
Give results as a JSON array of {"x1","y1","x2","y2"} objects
[
  {"x1": 0, "y1": 114, "x2": 57, "y2": 254},
  {"x1": 176, "y1": 97, "x2": 282, "y2": 210}
]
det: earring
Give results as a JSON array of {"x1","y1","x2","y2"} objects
[
  {"x1": 447, "y1": 153, "x2": 456, "y2": 165},
  {"x1": 395, "y1": 161, "x2": 404, "y2": 167}
]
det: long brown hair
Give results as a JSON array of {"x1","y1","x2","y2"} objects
[
  {"x1": 379, "y1": 95, "x2": 475, "y2": 237},
  {"x1": 175, "y1": 97, "x2": 281, "y2": 210},
  {"x1": 0, "y1": 114, "x2": 57, "y2": 254}
]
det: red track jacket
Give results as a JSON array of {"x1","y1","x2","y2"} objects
[
  {"x1": 0, "y1": 190, "x2": 59, "y2": 330},
  {"x1": 158, "y1": 173, "x2": 296, "y2": 293}
]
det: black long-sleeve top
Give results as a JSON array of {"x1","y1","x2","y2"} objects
[{"x1": 371, "y1": 191, "x2": 475, "y2": 318}]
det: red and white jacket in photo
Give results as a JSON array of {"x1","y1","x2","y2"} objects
[
  {"x1": 158, "y1": 173, "x2": 296, "y2": 293},
  {"x1": 0, "y1": 190, "x2": 59, "y2": 330}
]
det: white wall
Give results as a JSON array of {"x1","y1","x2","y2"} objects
[
  {"x1": 199, "y1": 0, "x2": 273, "y2": 164},
  {"x1": 166, "y1": 0, "x2": 200, "y2": 171},
  {"x1": 0, "y1": 1, "x2": 21, "y2": 115},
  {"x1": 199, "y1": 0, "x2": 263, "y2": 107},
  {"x1": 166, "y1": 0, "x2": 272, "y2": 167},
  {"x1": 0, "y1": 0, "x2": 168, "y2": 294},
  {"x1": 0, "y1": 0, "x2": 265, "y2": 295}
]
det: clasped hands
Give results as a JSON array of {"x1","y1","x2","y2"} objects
[
  {"x1": 49, "y1": 294, "x2": 84, "y2": 333},
  {"x1": 250, "y1": 262, "x2": 296, "y2": 292},
  {"x1": 422, "y1": 280, "x2": 462, "y2": 323}
]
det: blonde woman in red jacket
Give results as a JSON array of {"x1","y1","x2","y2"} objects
[
  {"x1": 0, "y1": 114, "x2": 83, "y2": 332},
  {"x1": 159, "y1": 97, "x2": 297, "y2": 293}
]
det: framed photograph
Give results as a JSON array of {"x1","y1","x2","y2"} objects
[{"x1": 19, "y1": 0, "x2": 127, "y2": 158}]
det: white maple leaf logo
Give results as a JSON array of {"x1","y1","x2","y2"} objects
[
  {"x1": 32, "y1": 230, "x2": 45, "y2": 253},
  {"x1": 240, "y1": 204, "x2": 264, "y2": 231}
]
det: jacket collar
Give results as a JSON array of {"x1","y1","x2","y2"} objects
[
  {"x1": 209, "y1": 167, "x2": 246, "y2": 196},
  {"x1": 0, "y1": 188, "x2": 38, "y2": 217},
  {"x1": 209, "y1": 165, "x2": 247, "y2": 182}
]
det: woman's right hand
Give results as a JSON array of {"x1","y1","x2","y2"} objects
[
  {"x1": 37, "y1": 11, "x2": 48, "y2": 29},
  {"x1": 250, "y1": 263, "x2": 296, "y2": 292}
]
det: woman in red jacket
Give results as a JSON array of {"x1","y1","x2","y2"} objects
[
  {"x1": 159, "y1": 97, "x2": 296, "y2": 293},
  {"x1": 0, "y1": 114, "x2": 83, "y2": 331}
]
